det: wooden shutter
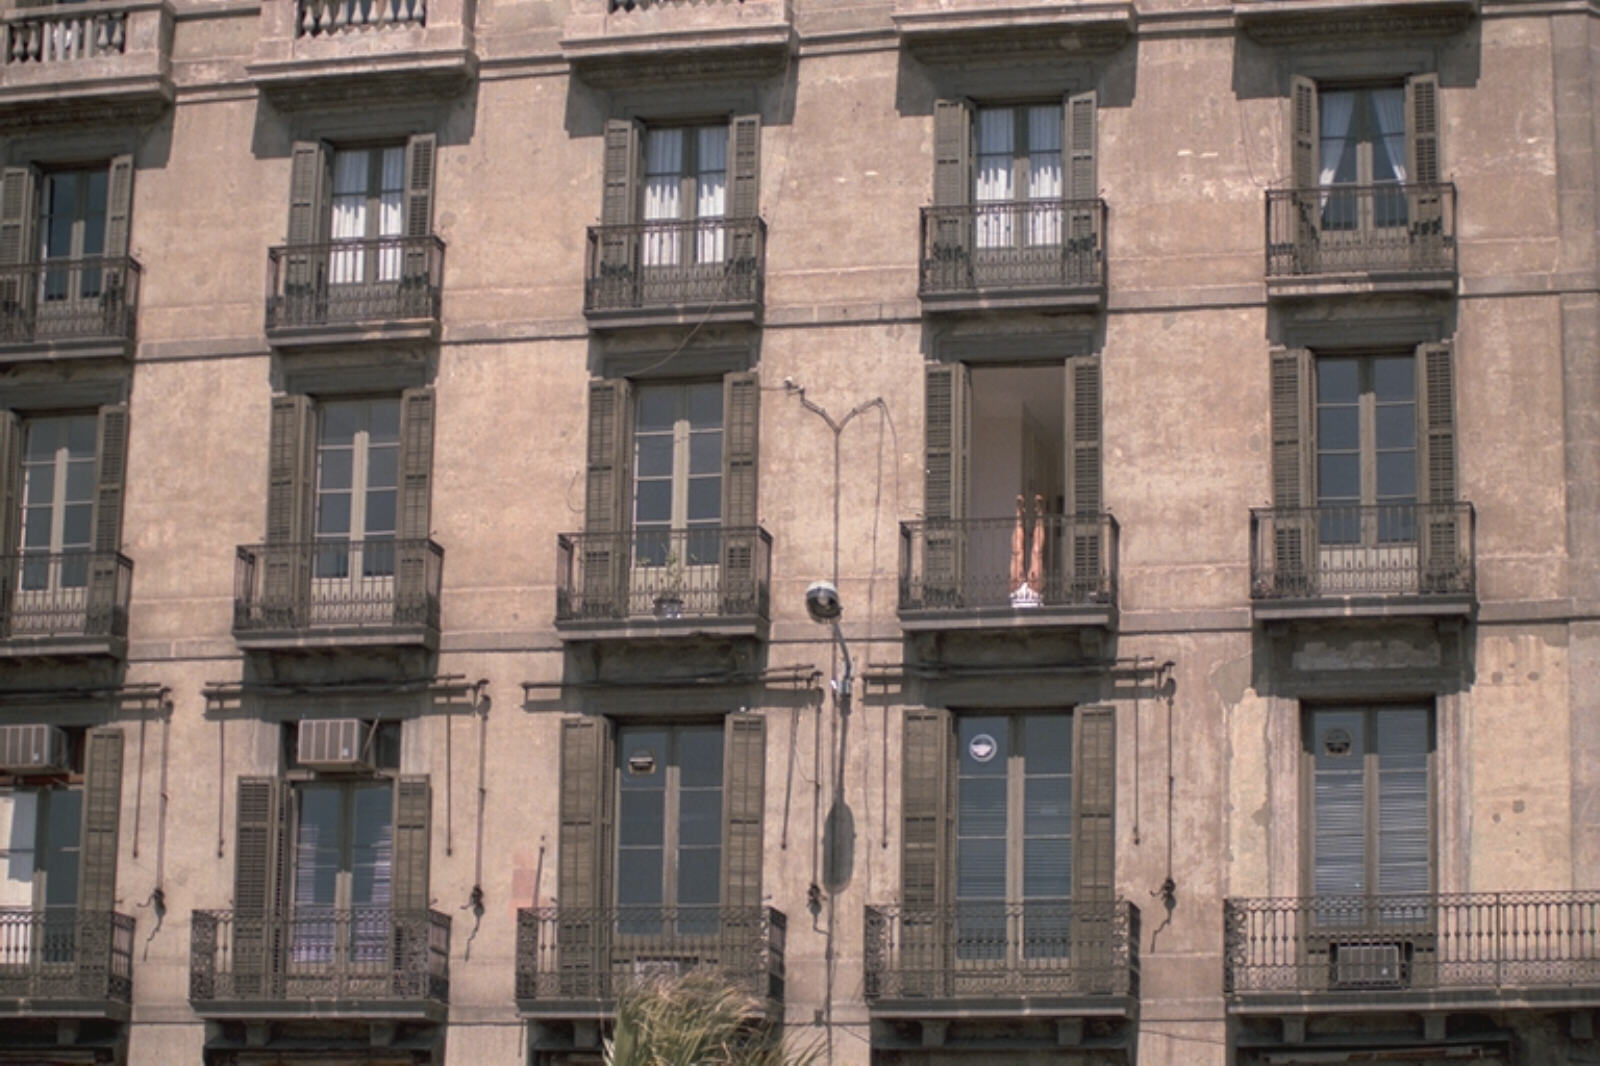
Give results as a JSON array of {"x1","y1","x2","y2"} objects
[
  {"x1": 285, "y1": 142, "x2": 331, "y2": 293},
  {"x1": 1269, "y1": 348, "x2": 1316, "y2": 595},
  {"x1": 1406, "y1": 73, "x2": 1444, "y2": 243},
  {"x1": 721, "y1": 371, "x2": 760, "y2": 614},
  {"x1": 1290, "y1": 76, "x2": 1319, "y2": 260},
  {"x1": 391, "y1": 776, "x2": 432, "y2": 913},
  {"x1": 1071, "y1": 705, "x2": 1116, "y2": 991},
  {"x1": 103, "y1": 155, "x2": 135, "y2": 258},
  {"x1": 582, "y1": 379, "x2": 632, "y2": 617},
  {"x1": 402, "y1": 133, "x2": 437, "y2": 284},
  {"x1": 1064, "y1": 90, "x2": 1098, "y2": 250},
  {"x1": 900, "y1": 708, "x2": 950, "y2": 996},
  {"x1": 395, "y1": 387, "x2": 436, "y2": 623},
  {"x1": 232, "y1": 777, "x2": 288, "y2": 997},
  {"x1": 721, "y1": 715, "x2": 766, "y2": 911},
  {"x1": 1065, "y1": 356, "x2": 1103, "y2": 596},
  {"x1": 1374, "y1": 708, "x2": 1431, "y2": 895},
  {"x1": 264, "y1": 395, "x2": 315, "y2": 623},
  {"x1": 77, "y1": 728, "x2": 124, "y2": 917},
  {"x1": 600, "y1": 118, "x2": 643, "y2": 275},
  {"x1": 923, "y1": 363, "x2": 969, "y2": 604},
  {"x1": 1310, "y1": 709, "x2": 1366, "y2": 896},
  {"x1": 0, "y1": 166, "x2": 37, "y2": 316},
  {"x1": 557, "y1": 717, "x2": 612, "y2": 997},
  {"x1": 1417, "y1": 342, "x2": 1459, "y2": 590},
  {"x1": 0, "y1": 410, "x2": 21, "y2": 563},
  {"x1": 87, "y1": 405, "x2": 130, "y2": 631},
  {"x1": 931, "y1": 99, "x2": 973, "y2": 264},
  {"x1": 728, "y1": 114, "x2": 762, "y2": 269}
]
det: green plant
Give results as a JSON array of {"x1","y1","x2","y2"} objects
[{"x1": 605, "y1": 971, "x2": 819, "y2": 1066}]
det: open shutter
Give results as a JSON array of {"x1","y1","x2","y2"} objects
[
  {"x1": 232, "y1": 777, "x2": 288, "y2": 998},
  {"x1": 600, "y1": 118, "x2": 643, "y2": 290},
  {"x1": 0, "y1": 410, "x2": 17, "y2": 636},
  {"x1": 1071, "y1": 705, "x2": 1116, "y2": 991},
  {"x1": 922, "y1": 363, "x2": 969, "y2": 606},
  {"x1": 0, "y1": 166, "x2": 38, "y2": 325},
  {"x1": 1064, "y1": 356, "x2": 1103, "y2": 601},
  {"x1": 285, "y1": 142, "x2": 331, "y2": 297},
  {"x1": 721, "y1": 715, "x2": 766, "y2": 912},
  {"x1": 1406, "y1": 73, "x2": 1444, "y2": 251},
  {"x1": 391, "y1": 775, "x2": 432, "y2": 912},
  {"x1": 87, "y1": 405, "x2": 129, "y2": 634},
  {"x1": 1290, "y1": 75, "x2": 1319, "y2": 265},
  {"x1": 930, "y1": 99, "x2": 973, "y2": 267},
  {"x1": 77, "y1": 728, "x2": 124, "y2": 996},
  {"x1": 900, "y1": 708, "x2": 950, "y2": 996},
  {"x1": 396, "y1": 387, "x2": 436, "y2": 626},
  {"x1": 582, "y1": 379, "x2": 632, "y2": 618},
  {"x1": 557, "y1": 717, "x2": 612, "y2": 998},
  {"x1": 101, "y1": 156, "x2": 135, "y2": 316},
  {"x1": 1269, "y1": 348, "x2": 1316, "y2": 596},
  {"x1": 263, "y1": 395, "x2": 315, "y2": 626},
  {"x1": 1416, "y1": 342, "x2": 1460, "y2": 592},
  {"x1": 728, "y1": 115, "x2": 762, "y2": 276},
  {"x1": 721, "y1": 371, "x2": 760, "y2": 615},
  {"x1": 1064, "y1": 90, "x2": 1098, "y2": 254},
  {"x1": 402, "y1": 133, "x2": 437, "y2": 288}
]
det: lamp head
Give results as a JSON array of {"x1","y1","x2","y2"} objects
[{"x1": 805, "y1": 580, "x2": 843, "y2": 623}]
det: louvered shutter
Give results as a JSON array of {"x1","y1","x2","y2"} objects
[
  {"x1": 900, "y1": 708, "x2": 950, "y2": 996},
  {"x1": 402, "y1": 133, "x2": 437, "y2": 289},
  {"x1": 232, "y1": 777, "x2": 288, "y2": 998},
  {"x1": 557, "y1": 717, "x2": 612, "y2": 998},
  {"x1": 1406, "y1": 73, "x2": 1444, "y2": 255},
  {"x1": 721, "y1": 715, "x2": 765, "y2": 912},
  {"x1": 583, "y1": 379, "x2": 632, "y2": 618},
  {"x1": 728, "y1": 115, "x2": 762, "y2": 274},
  {"x1": 1064, "y1": 91, "x2": 1098, "y2": 256},
  {"x1": 1269, "y1": 348, "x2": 1316, "y2": 596},
  {"x1": 77, "y1": 728, "x2": 124, "y2": 916},
  {"x1": 930, "y1": 99, "x2": 973, "y2": 266},
  {"x1": 721, "y1": 371, "x2": 760, "y2": 616},
  {"x1": 263, "y1": 395, "x2": 315, "y2": 626},
  {"x1": 1071, "y1": 705, "x2": 1116, "y2": 990},
  {"x1": 922, "y1": 363, "x2": 969, "y2": 606},
  {"x1": 391, "y1": 775, "x2": 432, "y2": 912},
  {"x1": 1064, "y1": 356, "x2": 1103, "y2": 601},
  {"x1": 0, "y1": 166, "x2": 37, "y2": 324},
  {"x1": 285, "y1": 142, "x2": 331, "y2": 296},
  {"x1": 102, "y1": 156, "x2": 135, "y2": 319},
  {"x1": 600, "y1": 118, "x2": 643, "y2": 287},
  {"x1": 396, "y1": 387, "x2": 436, "y2": 626},
  {"x1": 1374, "y1": 708, "x2": 1431, "y2": 896},
  {"x1": 87, "y1": 405, "x2": 129, "y2": 635},
  {"x1": 1311, "y1": 709, "x2": 1366, "y2": 898},
  {"x1": 1290, "y1": 76, "x2": 1319, "y2": 265},
  {"x1": 0, "y1": 410, "x2": 17, "y2": 637},
  {"x1": 1416, "y1": 342, "x2": 1459, "y2": 592}
]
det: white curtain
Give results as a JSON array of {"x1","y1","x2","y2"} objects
[
  {"x1": 696, "y1": 126, "x2": 728, "y2": 263},
  {"x1": 377, "y1": 147, "x2": 405, "y2": 280},
  {"x1": 975, "y1": 109, "x2": 1014, "y2": 249},
  {"x1": 643, "y1": 129, "x2": 683, "y2": 267},
  {"x1": 1372, "y1": 89, "x2": 1407, "y2": 183},
  {"x1": 1317, "y1": 90, "x2": 1357, "y2": 188},
  {"x1": 1027, "y1": 105, "x2": 1063, "y2": 246},
  {"x1": 329, "y1": 151, "x2": 369, "y2": 284}
]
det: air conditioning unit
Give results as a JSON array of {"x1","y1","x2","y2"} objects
[
  {"x1": 1330, "y1": 942, "x2": 1406, "y2": 989},
  {"x1": 0, "y1": 724, "x2": 70, "y2": 773},
  {"x1": 296, "y1": 719, "x2": 373, "y2": 771}
]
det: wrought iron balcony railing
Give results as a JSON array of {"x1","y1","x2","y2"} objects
[
  {"x1": 297, "y1": 0, "x2": 426, "y2": 37},
  {"x1": 864, "y1": 900, "x2": 1140, "y2": 1005},
  {"x1": 1250, "y1": 502, "x2": 1474, "y2": 602},
  {"x1": 584, "y1": 217, "x2": 765, "y2": 317},
  {"x1": 556, "y1": 526, "x2": 771, "y2": 626},
  {"x1": 265, "y1": 236, "x2": 445, "y2": 334},
  {"x1": 233, "y1": 538, "x2": 443, "y2": 642},
  {"x1": 6, "y1": 5, "x2": 130, "y2": 64},
  {"x1": 899, "y1": 513, "x2": 1117, "y2": 615},
  {"x1": 515, "y1": 905, "x2": 786, "y2": 1010},
  {"x1": 0, "y1": 908, "x2": 134, "y2": 1007},
  {"x1": 0, "y1": 258, "x2": 140, "y2": 350},
  {"x1": 919, "y1": 199, "x2": 1106, "y2": 300},
  {"x1": 189, "y1": 907, "x2": 450, "y2": 1007},
  {"x1": 1266, "y1": 183, "x2": 1457, "y2": 279},
  {"x1": 0, "y1": 550, "x2": 132, "y2": 646},
  {"x1": 1225, "y1": 893, "x2": 1600, "y2": 1002}
]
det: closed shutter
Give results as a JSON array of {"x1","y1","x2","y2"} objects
[
  {"x1": 1416, "y1": 342, "x2": 1459, "y2": 590},
  {"x1": 1064, "y1": 356, "x2": 1103, "y2": 600},
  {"x1": 0, "y1": 166, "x2": 38, "y2": 318},
  {"x1": 285, "y1": 142, "x2": 332, "y2": 294},
  {"x1": 77, "y1": 728, "x2": 124, "y2": 917},
  {"x1": 1064, "y1": 91, "x2": 1098, "y2": 251},
  {"x1": 728, "y1": 115, "x2": 762, "y2": 270},
  {"x1": 1374, "y1": 708, "x2": 1431, "y2": 896},
  {"x1": 721, "y1": 715, "x2": 765, "y2": 912},
  {"x1": 87, "y1": 405, "x2": 130, "y2": 633},
  {"x1": 1311, "y1": 709, "x2": 1366, "y2": 898},
  {"x1": 396, "y1": 387, "x2": 437, "y2": 625},
  {"x1": 391, "y1": 776, "x2": 432, "y2": 912},
  {"x1": 263, "y1": 395, "x2": 316, "y2": 624},
  {"x1": 600, "y1": 118, "x2": 643, "y2": 277},
  {"x1": 931, "y1": 99, "x2": 973, "y2": 262},
  {"x1": 1290, "y1": 76, "x2": 1319, "y2": 258},
  {"x1": 721, "y1": 371, "x2": 760, "y2": 615},
  {"x1": 402, "y1": 133, "x2": 437, "y2": 285},
  {"x1": 0, "y1": 410, "x2": 17, "y2": 638},
  {"x1": 1071, "y1": 705, "x2": 1116, "y2": 991},
  {"x1": 922, "y1": 363, "x2": 969, "y2": 605},
  {"x1": 557, "y1": 717, "x2": 612, "y2": 997},
  {"x1": 900, "y1": 708, "x2": 950, "y2": 996},
  {"x1": 232, "y1": 777, "x2": 288, "y2": 998},
  {"x1": 1406, "y1": 74, "x2": 1443, "y2": 241},
  {"x1": 583, "y1": 379, "x2": 632, "y2": 617},
  {"x1": 1269, "y1": 348, "x2": 1316, "y2": 596},
  {"x1": 102, "y1": 155, "x2": 135, "y2": 311}
]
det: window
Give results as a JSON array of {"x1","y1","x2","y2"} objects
[
  {"x1": 641, "y1": 126, "x2": 727, "y2": 267},
  {"x1": 312, "y1": 397, "x2": 400, "y2": 583},
  {"x1": 974, "y1": 105, "x2": 1062, "y2": 248},
  {"x1": 1290, "y1": 74, "x2": 1440, "y2": 231},
  {"x1": 290, "y1": 781, "x2": 394, "y2": 962},
  {"x1": 39, "y1": 167, "x2": 108, "y2": 302},
  {"x1": 18, "y1": 414, "x2": 96, "y2": 594},
  {"x1": 614, "y1": 724, "x2": 723, "y2": 934},
  {"x1": 328, "y1": 146, "x2": 405, "y2": 284},
  {"x1": 632, "y1": 382, "x2": 722, "y2": 569},
  {"x1": 1315, "y1": 353, "x2": 1417, "y2": 544},
  {"x1": 0, "y1": 158, "x2": 133, "y2": 333}
]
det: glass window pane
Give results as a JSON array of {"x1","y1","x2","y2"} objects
[
  {"x1": 686, "y1": 477, "x2": 721, "y2": 523},
  {"x1": 618, "y1": 791, "x2": 665, "y2": 847},
  {"x1": 1317, "y1": 453, "x2": 1360, "y2": 501},
  {"x1": 350, "y1": 785, "x2": 394, "y2": 907},
  {"x1": 1375, "y1": 405, "x2": 1415, "y2": 449},
  {"x1": 1022, "y1": 715, "x2": 1071, "y2": 775},
  {"x1": 1377, "y1": 452, "x2": 1416, "y2": 499},
  {"x1": 42, "y1": 790, "x2": 82, "y2": 909},
  {"x1": 676, "y1": 847, "x2": 720, "y2": 905},
  {"x1": 369, "y1": 400, "x2": 401, "y2": 443},
  {"x1": 688, "y1": 384, "x2": 723, "y2": 428},
  {"x1": 636, "y1": 389, "x2": 677, "y2": 432},
  {"x1": 318, "y1": 449, "x2": 353, "y2": 492},
  {"x1": 1317, "y1": 407, "x2": 1360, "y2": 451},
  {"x1": 316, "y1": 493, "x2": 352, "y2": 536},
  {"x1": 957, "y1": 776, "x2": 1006, "y2": 837},
  {"x1": 1024, "y1": 777, "x2": 1071, "y2": 838},
  {"x1": 25, "y1": 422, "x2": 59, "y2": 460},
  {"x1": 677, "y1": 728, "x2": 724, "y2": 788},
  {"x1": 616, "y1": 848, "x2": 663, "y2": 906},
  {"x1": 1316, "y1": 359, "x2": 1360, "y2": 403},
  {"x1": 364, "y1": 490, "x2": 397, "y2": 537},
  {"x1": 1023, "y1": 838, "x2": 1071, "y2": 899},
  {"x1": 678, "y1": 790, "x2": 722, "y2": 847},
  {"x1": 959, "y1": 717, "x2": 1008, "y2": 775},
  {"x1": 62, "y1": 503, "x2": 91, "y2": 548},
  {"x1": 1373, "y1": 357, "x2": 1415, "y2": 401},
  {"x1": 23, "y1": 506, "x2": 51, "y2": 548},
  {"x1": 366, "y1": 446, "x2": 398, "y2": 491},
  {"x1": 635, "y1": 435, "x2": 673, "y2": 478},
  {"x1": 64, "y1": 459, "x2": 93, "y2": 502},
  {"x1": 956, "y1": 837, "x2": 1006, "y2": 900},
  {"x1": 320, "y1": 404, "x2": 359, "y2": 446},
  {"x1": 66, "y1": 418, "x2": 95, "y2": 456},
  {"x1": 689, "y1": 431, "x2": 722, "y2": 476},
  {"x1": 634, "y1": 481, "x2": 671, "y2": 524},
  {"x1": 293, "y1": 786, "x2": 343, "y2": 907},
  {"x1": 25, "y1": 465, "x2": 54, "y2": 506},
  {"x1": 619, "y1": 729, "x2": 666, "y2": 786}
]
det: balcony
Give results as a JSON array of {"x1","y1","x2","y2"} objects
[
  {"x1": 0, "y1": 0, "x2": 173, "y2": 131},
  {"x1": 555, "y1": 526, "x2": 771, "y2": 641},
  {"x1": 0, "y1": 909, "x2": 134, "y2": 1019},
  {"x1": 1249, "y1": 502, "x2": 1474, "y2": 622},
  {"x1": 189, "y1": 908, "x2": 450, "y2": 1021},
  {"x1": 891, "y1": 0, "x2": 1133, "y2": 65},
  {"x1": 232, "y1": 538, "x2": 443, "y2": 653},
  {"x1": 265, "y1": 237, "x2": 444, "y2": 350},
  {"x1": 898, "y1": 514, "x2": 1117, "y2": 632},
  {"x1": 864, "y1": 900, "x2": 1140, "y2": 1017},
  {"x1": 0, "y1": 258, "x2": 140, "y2": 362},
  {"x1": 245, "y1": 0, "x2": 477, "y2": 110},
  {"x1": 1224, "y1": 893, "x2": 1600, "y2": 1015},
  {"x1": 561, "y1": 0, "x2": 794, "y2": 90},
  {"x1": 515, "y1": 905, "x2": 786, "y2": 1018},
  {"x1": 1265, "y1": 184, "x2": 1457, "y2": 299},
  {"x1": 0, "y1": 551, "x2": 132, "y2": 660},
  {"x1": 584, "y1": 218, "x2": 765, "y2": 330},
  {"x1": 919, "y1": 200, "x2": 1106, "y2": 313}
]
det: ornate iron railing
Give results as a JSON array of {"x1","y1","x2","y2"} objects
[
  {"x1": 608, "y1": 0, "x2": 745, "y2": 9},
  {"x1": 1250, "y1": 502, "x2": 1474, "y2": 601},
  {"x1": 899, "y1": 513, "x2": 1117, "y2": 613},
  {"x1": 584, "y1": 217, "x2": 765, "y2": 315},
  {"x1": 190, "y1": 908, "x2": 450, "y2": 1005},
  {"x1": 919, "y1": 199, "x2": 1106, "y2": 298},
  {"x1": 0, "y1": 551, "x2": 132, "y2": 643},
  {"x1": 556, "y1": 526, "x2": 771, "y2": 624},
  {"x1": 0, "y1": 908, "x2": 134, "y2": 1005},
  {"x1": 515, "y1": 905, "x2": 785, "y2": 1008},
  {"x1": 297, "y1": 0, "x2": 426, "y2": 36},
  {"x1": 233, "y1": 538, "x2": 443, "y2": 636},
  {"x1": 265, "y1": 236, "x2": 445, "y2": 332},
  {"x1": 0, "y1": 258, "x2": 141, "y2": 347},
  {"x1": 864, "y1": 900, "x2": 1139, "y2": 1003},
  {"x1": 5, "y1": 5, "x2": 128, "y2": 63},
  {"x1": 1225, "y1": 893, "x2": 1600, "y2": 996},
  {"x1": 1266, "y1": 183, "x2": 1457, "y2": 278}
]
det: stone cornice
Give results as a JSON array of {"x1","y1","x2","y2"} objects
[{"x1": 1235, "y1": 0, "x2": 1476, "y2": 42}]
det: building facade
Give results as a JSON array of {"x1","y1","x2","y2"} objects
[{"x1": 0, "y1": 0, "x2": 1596, "y2": 1062}]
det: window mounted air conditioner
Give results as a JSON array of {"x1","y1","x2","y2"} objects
[
  {"x1": 0, "y1": 724, "x2": 70, "y2": 773},
  {"x1": 1330, "y1": 941, "x2": 1407, "y2": 989},
  {"x1": 296, "y1": 718, "x2": 373, "y2": 771}
]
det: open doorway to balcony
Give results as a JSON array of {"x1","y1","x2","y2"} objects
[{"x1": 967, "y1": 364, "x2": 1064, "y2": 606}]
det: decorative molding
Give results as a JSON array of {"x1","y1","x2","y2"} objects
[
  {"x1": 564, "y1": 40, "x2": 792, "y2": 88},
  {"x1": 1236, "y1": 2, "x2": 1475, "y2": 43},
  {"x1": 900, "y1": 24, "x2": 1131, "y2": 65},
  {"x1": 247, "y1": 51, "x2": 477, "y2": 111},
  {"x1": 0, "y1": 80, "x2": 171, "y2": 133}
]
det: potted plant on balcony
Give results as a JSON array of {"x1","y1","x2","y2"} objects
[
  {"x1": 653, "y1": 551, "x2": 686, "y2": 620},
  {"x1": 607, "y1": 970, "x2": 818, "y2": 1066}
]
